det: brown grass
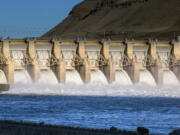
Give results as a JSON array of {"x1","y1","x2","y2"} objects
[{"x1": 42, "y1": 0, "x2": 180, "y2": 40}]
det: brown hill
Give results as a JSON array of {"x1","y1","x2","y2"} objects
[{"x1": 42, "y1": 0, "x2": 180, "y2": 40}]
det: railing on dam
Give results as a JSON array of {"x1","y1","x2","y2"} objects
[{"x1": 0, "y1": 37, "x2": 180, "y2": 85}]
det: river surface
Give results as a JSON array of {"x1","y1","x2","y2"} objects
[{"x1": 0, "y1": 83, "x2": 180, "y2": 135}]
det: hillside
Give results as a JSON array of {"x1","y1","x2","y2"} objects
[{"x1": 42, "y1": 0, "x2": 180, "y2": 40}]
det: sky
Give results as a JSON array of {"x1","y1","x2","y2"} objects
[{"x1": 0, "y1": 0, "x2": 83, "y2": 38}]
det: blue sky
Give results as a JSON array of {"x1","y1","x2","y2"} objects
[{"x1": 0, "y1": 0, "x2": 83, "y2": 38}]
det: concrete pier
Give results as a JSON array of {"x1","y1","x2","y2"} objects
[
  {"x1": 171, "y1": 39, "x2": 180, "y2": 81},
  {"x1": 27, "y1": 40, "x2": 40, "y2": 82},
  {"x1": 2, "y1": 40, "x2": 14, "y2": 84},
  {"x1": 51, "y1": 40, "x2": 66, "y2": 83},
  {"x1": 101, "y1": 41, "x2": 115, "y2": 83}
]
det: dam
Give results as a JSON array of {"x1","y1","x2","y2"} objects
[{"x1": 0, "y1": 37, "x2": 180, "y2": 87}]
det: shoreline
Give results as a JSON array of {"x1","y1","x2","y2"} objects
[{"x1": 0, "y1": 120, "x2": 139, "y2": 135}]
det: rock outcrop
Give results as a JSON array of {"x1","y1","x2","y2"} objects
[
  {"x1": 0, "y1": 84, "x2": 10, "y2": 92},
  {"x1": 137, "y1": 127, "x2": 149, "y2": 135},
  {"x1": 169, "y1": 129, "x2": 180, "y2": 135}
]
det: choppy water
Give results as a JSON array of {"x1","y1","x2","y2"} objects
[{"x1": 0, "y1": 84, "x2": 180, "y2": 135}]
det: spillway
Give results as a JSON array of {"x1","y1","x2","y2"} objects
[
  {"x1": 1, "y1": 38, "x2": 180, "y2": 87},
  {"x1": 115, "y1": 70, "x2": 132, "y2": 85},
  {"x1": 66, "y1": 70, "x2": 83, "y2": 85},
  {"x1": 39, "y1": 70, "x2": 58, "y2": 84},
  {"x1": 91, "y1": 70, "x2": 108, "y2": 84},
  {"x1": 139, "y1": 70, "x2": 156, "y2": 86},
  {"x1": 14, "y1": 70, "x2": 32, "y2": 84},
  {"x1": 0, "y1": 70, "x2": 7, "y2": 84},
  {"x1": 163, "y1": 70, "x2": 179, "y2": 85}
]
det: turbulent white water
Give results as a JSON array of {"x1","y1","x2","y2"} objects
[
  {"x1": 139, "y1": 70, "x2": 156, "y2": 86},
  {"x1": 14, "y1": 70, "x2": 32, "y2": 84},
  {"x1": 115, "y1": 70, "x2": 132, "y2": 85},
  {"x1": 0, "y1": 70, "x2": 7, "y2": 84},
  {"x1": 3, "y1": 68, "x2": 180, "y2": 98},
  {"x1": 91, "y1": 70, "x2": 108, "y2": 84},
  {"x1": 4, "y1": 70, "x2": 180, "y2": 97},
  {"x1": 38, "y1": 70, "x2": 58, "y2": 84},
  {"x1": 3, "y1": 83, "x2": 180, "y2": 98},
  {"x1": 66, "y1": 70, "x2": 83, "y2": 85},
  {"x1": 163, "y1": 70, "x2": 179, "y2": 85}
]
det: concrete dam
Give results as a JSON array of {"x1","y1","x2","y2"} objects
[{"x1": 0, "y1": 37, "x2": 180, "y2": 87}]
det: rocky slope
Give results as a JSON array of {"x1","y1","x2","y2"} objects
[{"x1": 42, "y1": 0, "x2": 180, "y2": 40}]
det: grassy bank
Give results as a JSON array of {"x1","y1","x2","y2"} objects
[{"x1": 0, "y1": 120, "x2": 137, "y2": 135}]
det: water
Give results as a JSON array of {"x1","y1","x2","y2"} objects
[
  {"x1": 139, "y1": 70, "x2": 156, "y2": 86},
  {"x1": 0, "y1": 94, "x2": 179, "y2": 135},
  {"x1": 163, "y1": 70, "x2": 179, "y2": 85},
  {"x1": 66, "y1": 70, "x2": 83, "y2": 85},
  {"x1": 91, "y1": 70, "x2": 108, "y2": 84},
  {"x1": 39, "y1": 70, "x2": 58, "y2": 84},
  {"x1": 14, "y1": 70, "x2": 32, "y2": 84},
  {"x1": 0, "y1": 70, "x2": 7, "y2": 84},
  {"x1": 4, "y1": 83, "x2": 180, "y2": 97},
  {"x1": 1, "y1": 83, "x2": 180, "y2": 134},
  {"x1": 1, "y1": 69, "x2": 180, "y2": 135},
  {"x1": 115, "y1": 70, "x2": 132, "y2": 85}
]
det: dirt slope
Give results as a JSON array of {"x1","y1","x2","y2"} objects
[{"x1": 42, "y1": 0, "x2": 180, "y2": 40}]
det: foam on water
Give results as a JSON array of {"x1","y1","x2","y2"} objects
[
  {"x1": 115, "y1": 70, "x2": 132, "y2": 85},
  {"x1": 66, "y1": 70, "x2": 83, "y2": 85},
  {"x1": 3, "y1": 82, "x2": 180, "y2": 98},
  {"x1": 163, "y1": 70, "x2": 179, "y2": 85},
  {"x1": 2, "y1": 68, "x2": 180, "y2": 98},
  {"x1": 39, "y1": 70, "x2": 58, "y2": 84},
  {"x1": 14, "y1": 70, "x2": 32, "y2": 84},
  {"x1": 91, "y1": 70, "x2": 108, "y2": 84},
  {"x1": 0, "y1": 70, "x2": 7, "y2": 84},
  {"x1": 139, "y1": 70, "x2": 156, "y2": 86}
]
